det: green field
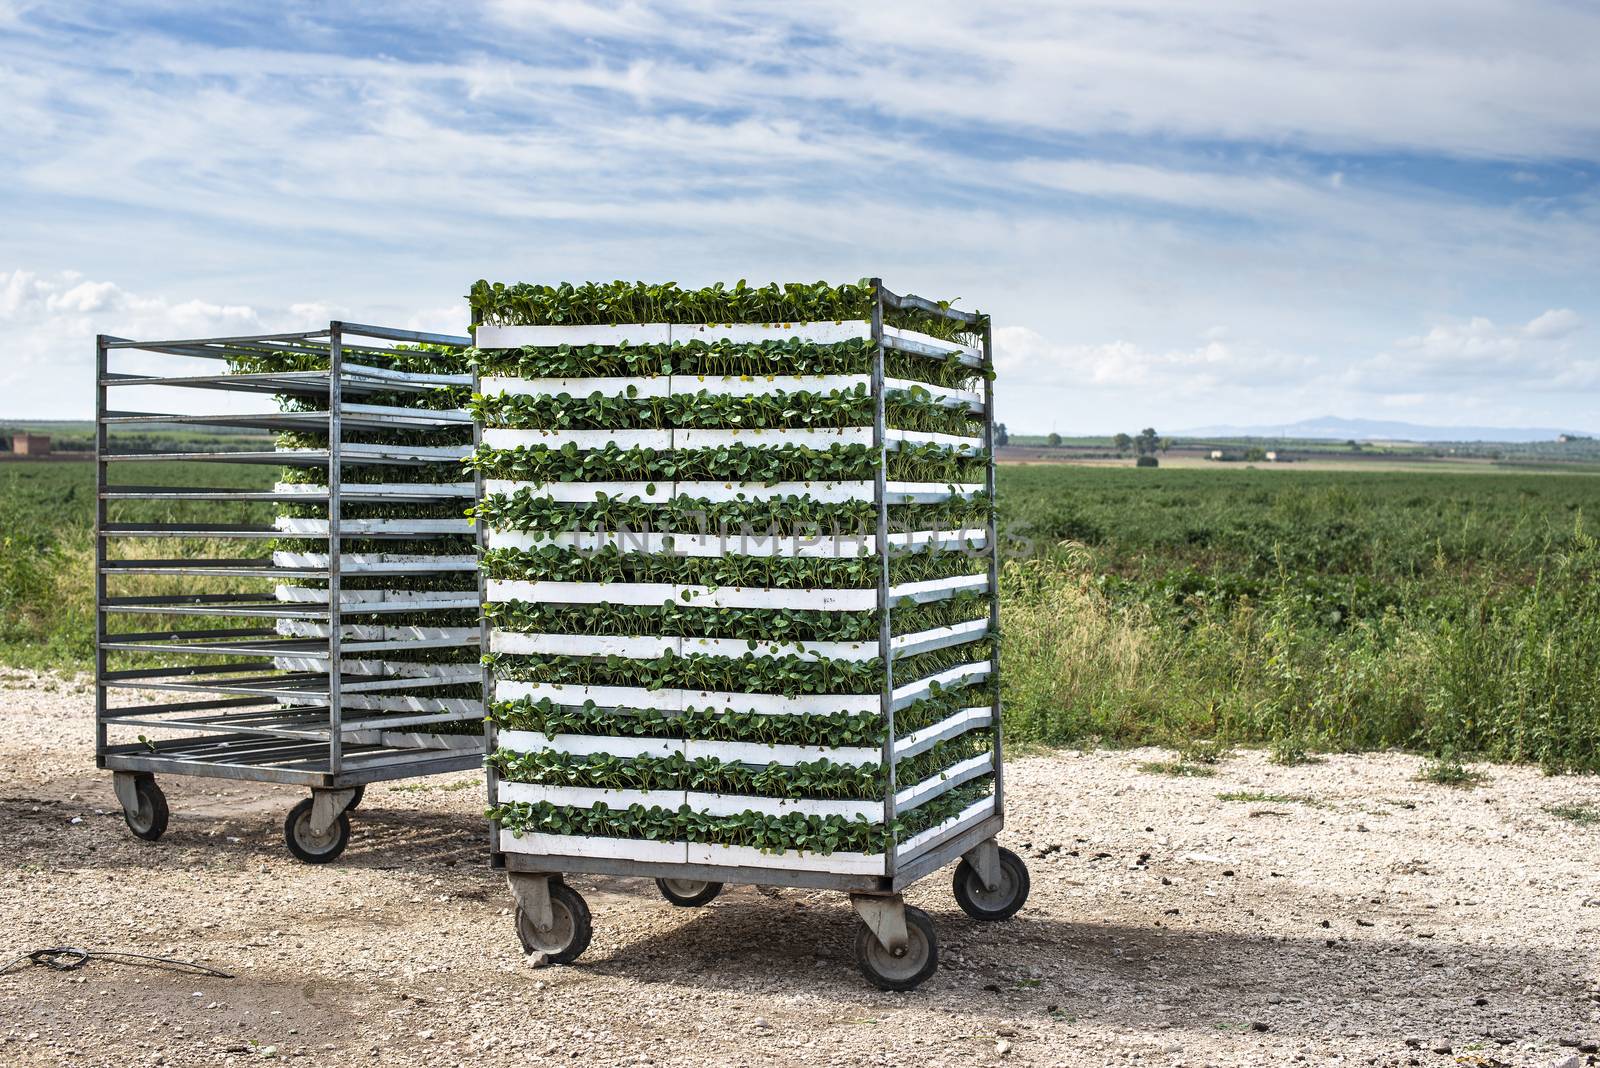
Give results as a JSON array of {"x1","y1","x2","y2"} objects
[
  {"x1": 0, "y1": 460, "x2": 275, "y2": 667},
  {"x1": 4, "y1": 459, "x2": 1597, "y2": 771},
  {"x1": 999, "y1": 465, "x2": 1600, "y2": 771}
]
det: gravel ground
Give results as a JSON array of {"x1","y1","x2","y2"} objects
[{"x1": 2, "y1": 668, "x2": 1598, "y2": 1068}]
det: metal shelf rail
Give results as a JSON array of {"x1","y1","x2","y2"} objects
[
  {"x1": 95, "y1": 322, "x2": 484, "y2": 862},
  {"x1": 474, "y1": 281, "x2": 1027, "y2": 989}
]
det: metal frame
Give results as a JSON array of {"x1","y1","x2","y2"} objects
[
  {"x1": 483, "y1": 285, "x2": 1007, "y2": 899},
  {"x1": 94, "y1": 322, "x2": 484, "y2": 795}
]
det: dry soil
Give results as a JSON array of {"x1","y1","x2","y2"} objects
[{"x1": 2, "y1": 669, "x2": 1597, "y2": 1068}]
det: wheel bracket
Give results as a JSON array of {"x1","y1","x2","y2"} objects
[
  {"x1": 850, "y1": 893, "x2": 908, "y2": 956},
  {"x1": 111, "y1": 771, "x2": 146, "y2": 816},
  {"x1": 508, "y1": 873, "x2": 556, "y2": 933},
  {"x1": 964, "y1": 838, "x2": 1002, "y2": 893},
  {"x1": 309, "y1": 788, "x2": 358, "y2": 836}
]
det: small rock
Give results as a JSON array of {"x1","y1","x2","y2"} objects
[
  {"x1": 417, "y1": 1030, "x2": 434, "y2": 1040},
  {"x1": 1250, "y1": 1021, "x2": 1270, "y2": 1033},
  {"x1": 995, "y1": 1039, "x2": 1012, "y2": 1055},
  {"x1": 1160, "y1": 1043, "x2": 1182, "y2": 1054},
  {"x1": 1403, "y1": 1038, "x2": 1423, "y2": 1049},
  {"x1": 996, "y1": 1025, "x2": 1016, "y2": 1037},
  {"x1": 1549, "y1": 1055, "x2": 1580, "y2": 1068},
  {"x1": 1431, "y1": 1043, "x2": 1452, "y2": 1055},
  {"x1": 753, "y1": 1018, "x2": 769, "y2": 1030}
]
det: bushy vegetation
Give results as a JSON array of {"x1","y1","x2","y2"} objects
[
  {"x1": 0, "y1": 460, "x2": 273, "y2": 669},
  {"x1": 999, "y1": 465, "x2": 1600, "y2": 772}
]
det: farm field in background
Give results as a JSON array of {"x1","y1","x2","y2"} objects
[
  {"x1": 998, "y1": 464, "x2": 1600, "y2": 771},
  {"x1": 4, "y1": 455, "x2": 1597, "y2": 771}
]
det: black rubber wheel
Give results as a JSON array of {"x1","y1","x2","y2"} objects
[
  {"x1": 344, "y1": 784, "x2": 366, "y2": 811},
  {"x1": 123, "y1": 777, "x2": 169, "y2": 843},
  {"x1": 952, "y1": 846, "x2": 1031, "y2": 921},
  {"x1": 853, "y1": 905, "x2": 939, "y2": 991},
  {"x1": 655, "y1": 877, "x2": 723, "y2": 907},
  {"x1": 283, "y1": 797, "x2": 350, "y2": 864},
  {"x1": 515, "y1": 882, "x2": 592, "y2": 965}
]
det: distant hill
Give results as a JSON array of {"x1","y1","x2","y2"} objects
[{"x1": 1174, "y1": 415, "x2": 1596, "y2": 444}]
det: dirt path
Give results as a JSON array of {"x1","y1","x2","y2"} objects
[{"x1": 1, "y1": 669, "x2": 1597, "y2": 1067}]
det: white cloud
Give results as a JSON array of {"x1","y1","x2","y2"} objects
[
  {"x1": 0, "y1": 269, "x2": 339, "y2": 418},
  {"x1": 1351, "y1": 308, "x2": 1595, "y2": 392},
  {"x1": 1523, "y1": 307, "x2": 1582, "y2": 340},
  {"x1": 995, "y1": 325, "x2": 1317, "y2": 392},
  {"x1": 0, "y1": 4, "x2": 1596, "y2": 431}
]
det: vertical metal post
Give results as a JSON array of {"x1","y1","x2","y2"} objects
[
  {"x1": 983, "y1": 319, "x2": 1003, "y2": 818},
  {"x1": 326, "y1": 323, "x2": 345, "y2": 777},
  {"x1": 93, "y1": 335, "x2": 110, "y2": 764},
  {"x1": 871, "y1": 280, "x2": 896, "y2": 876},
  {"x1": 472, "y1": 307, "x2": 499, "y2": 859}
]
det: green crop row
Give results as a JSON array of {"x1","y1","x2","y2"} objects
[
  {"x1": 467, "y1": 440, "x2": 987, "y2": 485},
  {"x1": 483, "y1": 589, "x2": 990, "y2": 642},
  {"x1": 228, "y1": 343, "x2": 471, "y2": 377},
  {"x1": 489, "y1": 772, "x2": 994, "y2": 855},
  {"x1": 469, "y1": 386, "x2": 979, "y2": 438},
  {"x1": 488, "y1": 671, "x2": 992, "y2": 747},
  {"x1": 280, "y1": 462, "x2": 470, "y2": 486},
  {"x1": 471, "y1": 487, "x2": 991, "y2": 536},
  {"x1": 479, "y1": 542, "x2": 986, "y2": 588},
  {"x1": 488, "y1": 649, "x2": 878, "y2": 696},
  {"x1": 468, "y1": 279, "x2": 988, "y2": 342},
  {"x1": 471, "y1": 338, "x2": 985, "y2": 391},
  {"x1": 490, "y1": 730, "x2": 988, "y2": 801},
  {"x1": 491, "y1": 749, "x2": 880, "y2": 799},
  {"x1": 486, "y1": 640, "x2": 990, "y2": 695}
]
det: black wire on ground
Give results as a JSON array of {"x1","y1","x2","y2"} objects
[{"x1": 0, "y1": 947, "x2": 234, "y2": 979}]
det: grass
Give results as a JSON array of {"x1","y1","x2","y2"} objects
[
  {"x1": 1139, "y1": 761, "x2": 1216, "y2": 778},
  {"x1": 1416, "y1": 753, "x2": 1488, "y2": 787},
  {"x1": 0, "y1": 459, "x2": 275, "y2": 669},
  {"x1": 999, "y1": 465, "x2": 1600, "y2": 774},
  {"x1": 1217, "y1": 790, "x2": 1324, "y2": 807},
  {"x1": 1545, "y1": 804, "x2": 1599, "y2": 825}
]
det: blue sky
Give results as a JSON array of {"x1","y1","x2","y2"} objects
[{"x1": 2, "y1": 1, "x2": 1597, "y2": 433}]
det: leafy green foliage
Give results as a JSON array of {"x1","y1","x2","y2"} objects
[
  {"x1": 470, "y1": 337, "x2": 984, "y2": 390},
  {"x1": 488, "y1": 639, "x2": 989, "y2": 695},
  {"x1": 491, "y1": 696, "x2": 886, "y2": 747},
  {"x1": 488, "y1": 649, "x2": 881, "y2": 695},
  {"x1": 489, "y1": 772, "x2": 995, "y2": 854},
  {"x1": 469, "y1": 279, "x2": 877, "y2": 329},
  {"x1": 469, "y1": 439, "x2": 987, "y2": 485},
  {"x1": 483, "y1": 590, "x2": 990, "y2": 642},
  {"x1": 470, "y1": 384, "x2": 979, "y2": 437},
  {"x1": 480, "y1": 542, "x2": 985, "y2": 588},
  {"x1": 471, "y1": 487, "x2": 991, "y2": 537}
]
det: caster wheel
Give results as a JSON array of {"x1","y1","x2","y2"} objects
[
  {"x1": 515, "y1": 882, "x2": 592, "y2": 965},
  {"x1": 655, "y1": 878, "x2": 722, "y2": 907},
  {"x1": 123, "y1": 776, "x2": 169, "y2": 842},
  {"x1": 284, "y1": 798, "x2": 350, "y2": 864},
  {"x1": 344, "y1": 785, "x2": 365, "y2": 811},
  {"x1": 853, "y1": 905, "x2": 938, "y2": 991},
  {"x1": 953, "y1": 847, "x2": 1031, "y2": 921}
]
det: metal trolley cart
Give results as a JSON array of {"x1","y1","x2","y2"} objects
[
  {"x1": 94, "y1": 322, "x2": 485, "y2": 862},
  {"x1": 472, "y1": 279, "x2": 1028, "y2": 989}
]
